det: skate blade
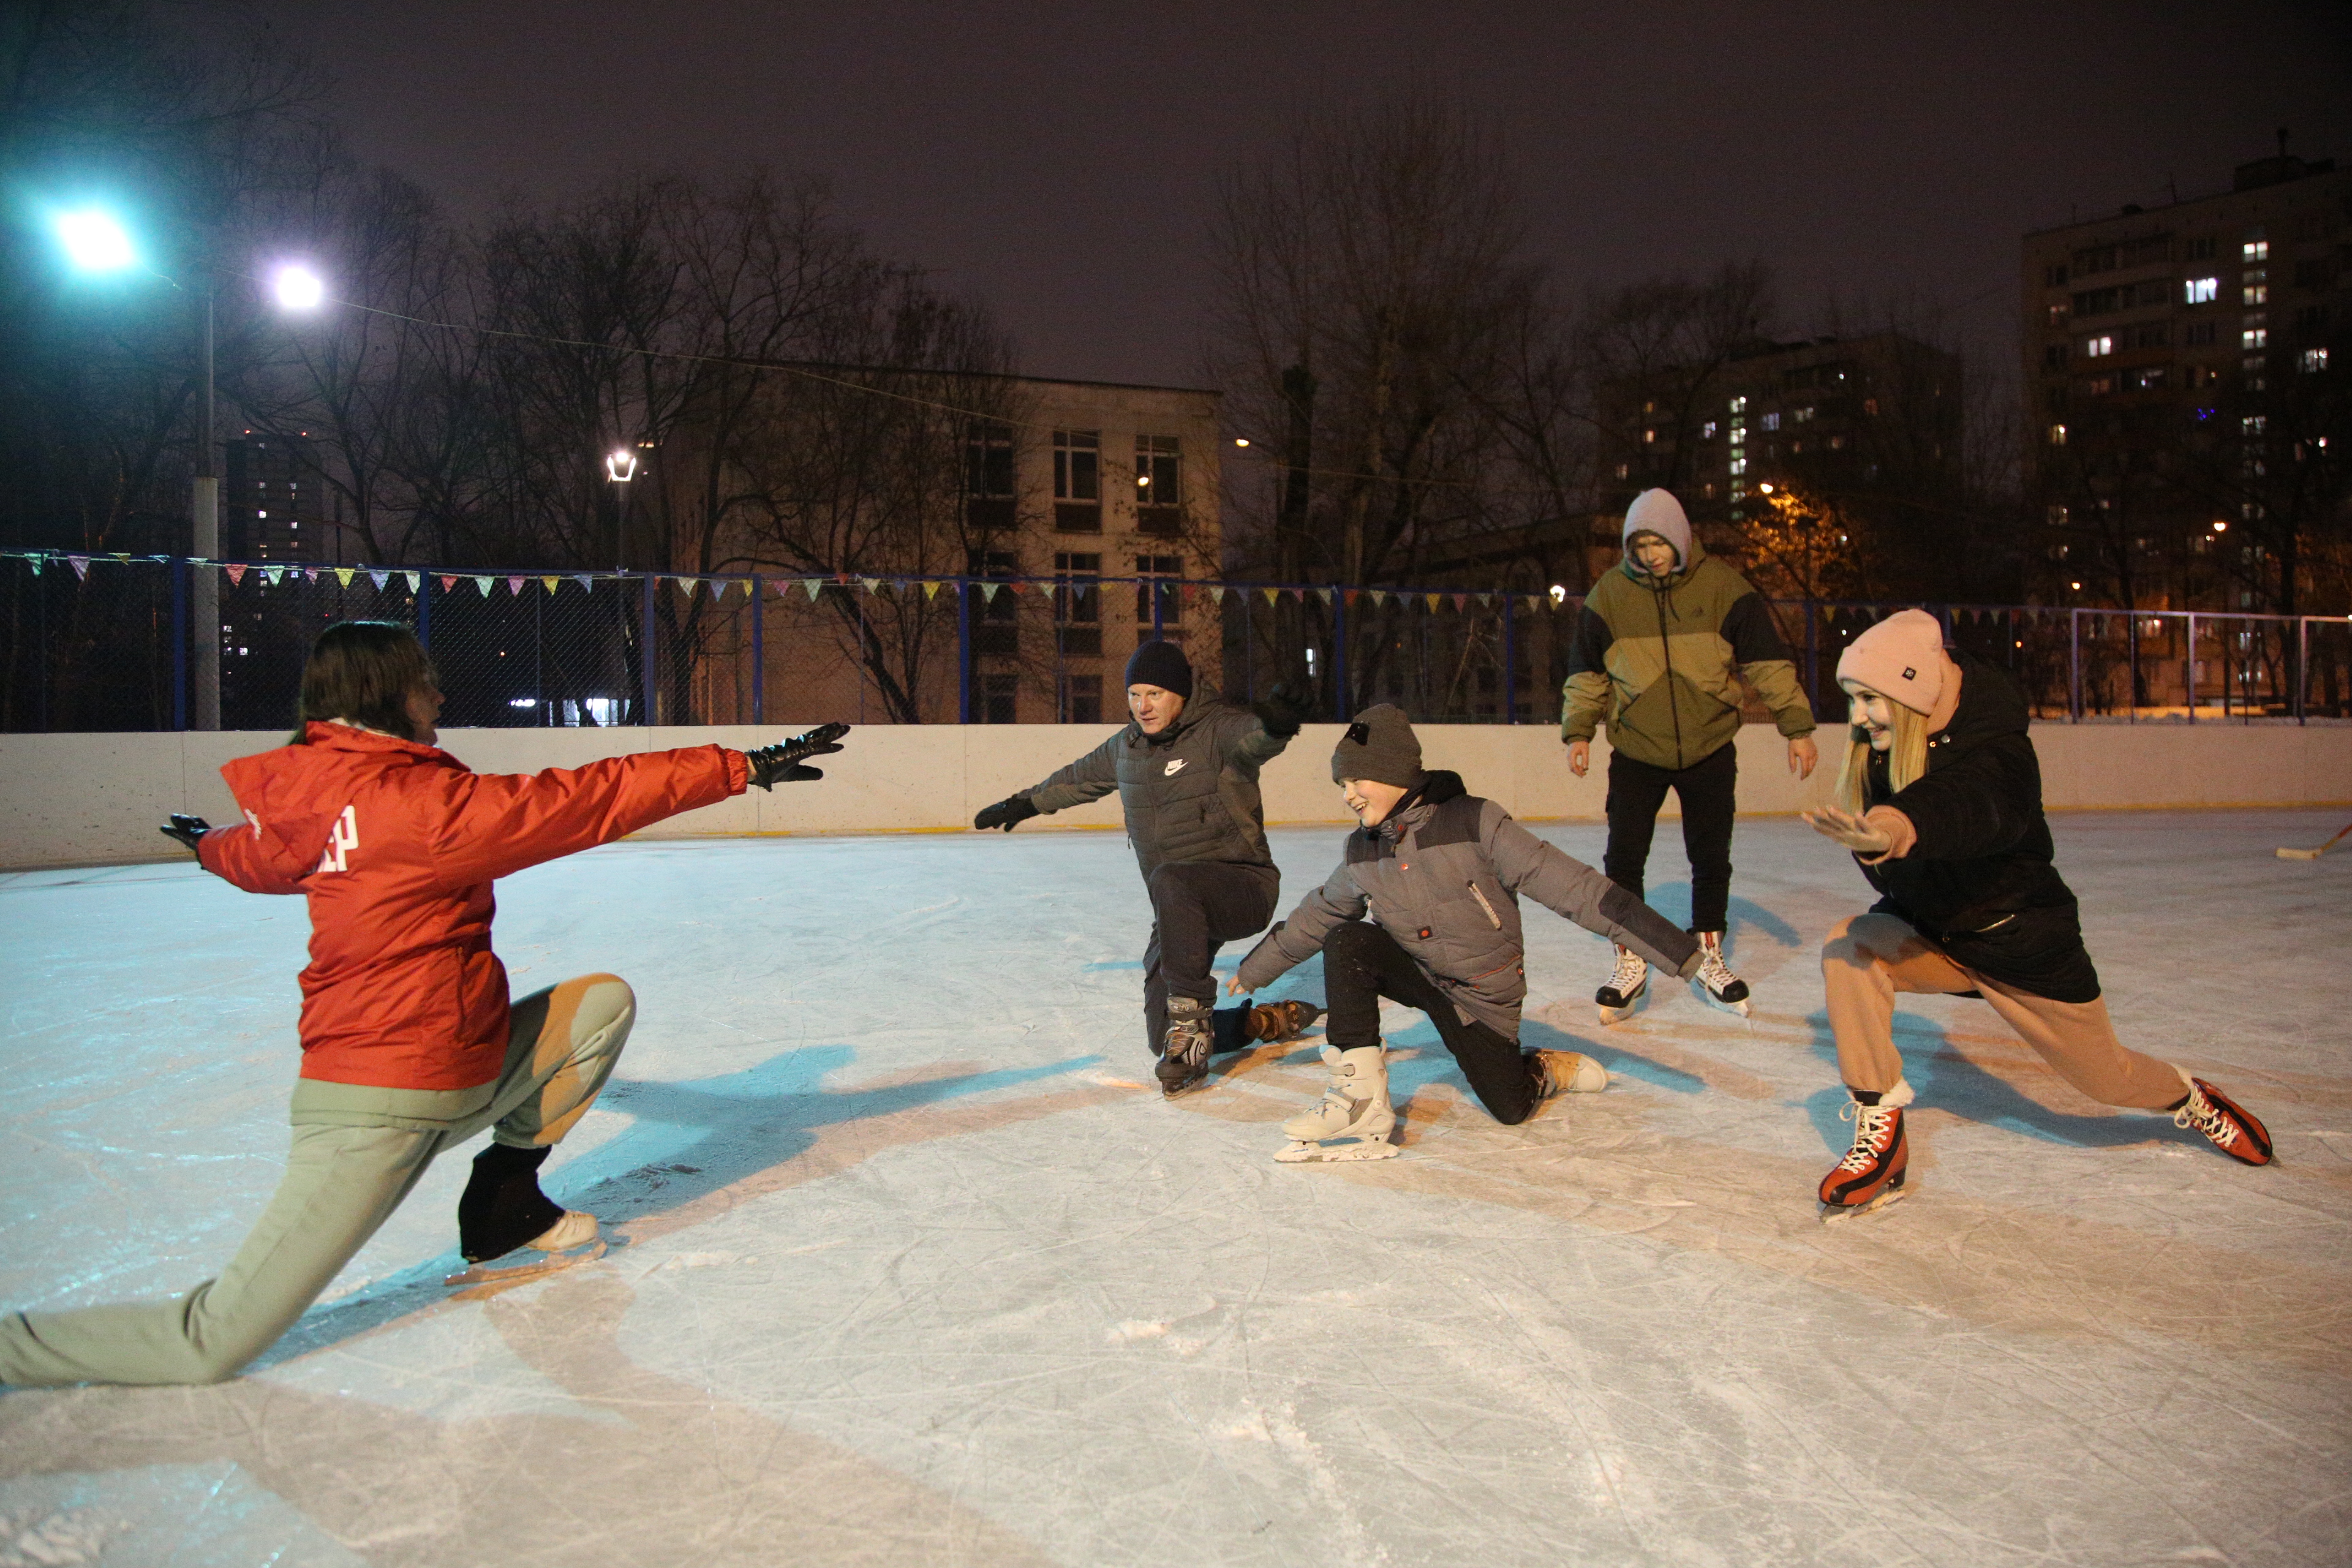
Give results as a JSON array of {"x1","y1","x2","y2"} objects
[
  {"x1": 1703, "y1": 993, "x2": 1752, "y2": 1019},
  {"x1": 1819, "y1": 1187, "x2": 1905, "y2": 1225},
  {"x1": 444, "y1": 1238, "x2": 606, "y2": 1290},
  {"x1": 2276, "y1": 847, "x2": 2322, "y2": 859},
  {"x1": 1596, "y1": 998, "x2": 1644, "y2": 1027},
  {"x1": 1275, "y1": 1137, "x2": 1401, "y2": 1164}
]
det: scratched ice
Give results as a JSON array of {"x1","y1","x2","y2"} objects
[{"x1": 2, "y1": 811, "x2": 2347, "y2": 1566}]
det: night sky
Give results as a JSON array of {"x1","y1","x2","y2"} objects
[{"x1": 247, "y1": 0, "x2": 2351, "y2": 388}]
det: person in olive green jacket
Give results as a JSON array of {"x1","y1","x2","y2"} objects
[{"x1": 1559, "y1": 488, "x2": 1818, "y2": 1021}]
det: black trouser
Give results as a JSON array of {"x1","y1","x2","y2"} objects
[
  {"x1": 1142, "y1": 861, "x2": 1281, "y2": 1058},
  {"x1": 1603, "y1": 740, "x2": 1738, "y2": 933},
  {"x1": 1321, "y1": 919, "x2": 1540, "y2": 1125}
]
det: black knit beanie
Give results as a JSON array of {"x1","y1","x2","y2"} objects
[
  {"x1": 1125, "y1": 639, "x2": 1193, "y2": 699},
  {"x1": 1330, "y1": 704, "x2": 1425, "y2": 788}
]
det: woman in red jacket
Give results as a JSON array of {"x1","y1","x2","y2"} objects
[{"x1": 0, "y1": 622, "x2": 843, "y2": 1386}]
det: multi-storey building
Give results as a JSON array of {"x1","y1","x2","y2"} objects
[
  {"x1": 734, "y1": 374, "x2": 1226, "y2": 726},
  {"x1": 223, "y1": 431, "x2": 328, "y2": 564},
  {"x1": 2022, "y1": 146, "x2": 2349, "y2": 614}
]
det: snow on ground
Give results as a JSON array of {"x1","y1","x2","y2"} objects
[{"x1": 1, "y1": 810, "x2": 2347, "y2": 1567}]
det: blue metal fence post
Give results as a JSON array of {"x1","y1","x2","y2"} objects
[
  {"x1": 641, "y1": 572, "x2": 658, "y2": 726},
  {"x1": 2173, "y1": 611, "x2": 2192, "y2": 728},
  {"x1": 750, "y1": 574, "x2": 764, "y2": 726},
  {"x1": 1331, "y1": 584, "x2": 1348, "y2": 718},
  {"x1": 1501, "y1": 592, "x2": 1517, "y2": 724},
  {"x1": 957, "y1": 575, "x2": 973, "y2": 723},
  {"x1": 171, "y1": 556, "x2": 189, "y2": 731}
]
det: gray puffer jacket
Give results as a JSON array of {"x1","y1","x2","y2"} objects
[
  {"x1": 1235, "y1": 772, "x2": 1700, "y2": 1039},
  {"x1": 1025, "y1": 701, "x2": 1290, "y2": 884}
]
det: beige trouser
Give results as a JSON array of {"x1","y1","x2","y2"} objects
[
  {"x1": 1820, "y1": 914, "x2": 2184, "y2": 1108},
  {"x1": 0, "y1": 974, "x2": 633, "y2": 1389}
]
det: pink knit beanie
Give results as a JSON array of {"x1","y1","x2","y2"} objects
[{"x1": 1836, "y1": 609, "x2": 1950, "y2": 714}]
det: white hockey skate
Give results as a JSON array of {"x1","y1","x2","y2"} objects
[
  {"x1": 1596, "y1": 946, "x2": 1648, "y2": 1025},
  {"x1": 443, "y1": 1210, "x2": 607, "y2": 1289},
  {"x1": 1692, "y1": 931, "x2": 1751, "y2": 1019},
  {"x1": 1275, "y1": 1045, "x2": 1400, "y2": 1163}
]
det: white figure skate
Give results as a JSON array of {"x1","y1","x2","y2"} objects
[{"x1": 1275, "y1": 1044, "x2": 1400, "y2": 1163}]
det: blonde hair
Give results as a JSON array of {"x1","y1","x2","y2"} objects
[{"x1": 1833, "y1": 693, "x2": 1929, "y2": 814}]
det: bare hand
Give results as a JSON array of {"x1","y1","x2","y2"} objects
[
  {"x1": 1788, "y1": 734, "x2": 1819, "y2": 780},
  {"x1": 1800, "y1": 805, "x2": 1891, "y2": 855},
  {"x1": 1566, "y1": 739, "x2": 1590, "y2": 777},
  {"x1": 1224, "y1": 973, "x2": 1246, "y2": 997}
]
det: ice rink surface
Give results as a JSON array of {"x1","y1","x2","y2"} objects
[{"x1": 2, "y1": 809, "x2": 2348, "y2": 1567}]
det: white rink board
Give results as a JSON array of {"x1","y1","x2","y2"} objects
[
  {"x1": 3, "y1": 718, "x2": 2350, "y2": 868},
  {"x1": 1, "y1": 812, "x2": 2348, "y2": 1566}
]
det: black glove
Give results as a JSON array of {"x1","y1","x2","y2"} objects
[
  {"x1": 746, "y1": 722, "x2": 848, "y2": 789},
  {"x1": 160, "y1": 814, "x2": 212, "y2": 853},
  {"x1": 1251, "y1": 680, "x2": 1316, "y2": 739},
  {"x1": 974, "y1": 794, "x2": 1039, "y2": 832}
]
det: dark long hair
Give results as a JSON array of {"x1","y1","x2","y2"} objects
[{"x1": 292, "y1": 622, "x2": 437, "y2": 744}]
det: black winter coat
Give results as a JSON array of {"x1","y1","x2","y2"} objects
[
  {"x1": 1858, "y1": 652, "x2": 2100, "y2": 1003},
  {"x1": 1024, "y1": 701, "x2": 1289, "y2": 884}
]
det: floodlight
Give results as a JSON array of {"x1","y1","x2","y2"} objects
[
  {"x1": 606, "y1": 449, "x2": 639, "y2": 482},
  {"x1": 273, "y1": 264, "x2": 325, "y2": 311},
  {"x1": 55, "y1": 209, "x2": 136, "y2": 273}
]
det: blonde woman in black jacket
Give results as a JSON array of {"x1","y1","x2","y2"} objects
[{"x1": 1800, "y1": 611, "x2": 2272, "y2": 1216}]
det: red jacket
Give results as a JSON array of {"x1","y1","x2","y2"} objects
[{"x1": 199, "y1": 723, "x2": 748, "y2": 1091}]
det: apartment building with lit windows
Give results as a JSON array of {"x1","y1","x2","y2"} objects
[{"x1": 2022, "y1": 145, "x2": 2349, "y2": 612}]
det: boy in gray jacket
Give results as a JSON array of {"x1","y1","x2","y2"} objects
[{"x1": 1232, "y1": 705, "x2": 1701, "y2": 1159}]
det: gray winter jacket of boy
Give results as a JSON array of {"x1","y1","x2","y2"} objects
[
  {"x1": 1024, "y1": 701, "x2": 1290, "y2": 884},
  {"x1": 1235, "y1": 772, "x2": 1700, "y2": 1039}
]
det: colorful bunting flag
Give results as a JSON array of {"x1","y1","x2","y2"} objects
[
  {"x1": 1261, "y1": 587, "x2": 1279, "y2": 606},
  {"x1": 473, "y1": 576, "x2": 492, "y2": 596},
  {"x1": 575, "y1": 575, "x2": 594, "y2": 592},
  {"x1": 861, "y1": 577, "x2": 883, "y2": 595},
  {"x1": 1370, "y1": 589, "x2": 1389, "y2": 607},
  {"x1": 368, "y1": 570, "x2": 388, "y2": 589},
  {"x1": 980, "y1": 581, "x2": 1001, "y2": 603},
  {"x1": 1310, "y1": 586, "x2": 1332, "y2": 605},
  {"x1": 440, "y1": 575, "x2": 458, "y2": 593},
  {"x1": 1207, "y1": 585, "x2": 1224, "y2": 604},
  {"x1": 263, "y1": 565, "x2": 287, "y2": 586},
  {"x1": 675, "y1": 576, "x2": 698, "y2": 598},
  {"x1": 802, "y1": 578, "x2": 823, "y2": 601},
  {"x1": 404, "y1": 572, "x2": 421, "y2": 593},
  {"x1": 1425, "y1": 594, "x2": 1441, "y2": 612},
  {"x1": 334, "y1": 567, "x2": 355, "y2": 587},
  {"x1": 66, "y1": 556, "x2": 91, "y2": 580},
  {"x1": 922, "y1": 579, "x2": 941, "y2": 599},
  {"x1": 543, "y1": 576, "x2": 560, "y2": 594},
  {"x1": 1452, "y1": 594, "x2": 1468, "y2": 612}
]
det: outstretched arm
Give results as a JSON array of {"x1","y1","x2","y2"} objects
[
  {"x1": 1002, "y1": 730, "x2": 1123, "y2": 823},
  {"x1": 427, "y1": 744, "x2": 748, "y2": 886},
  {"x1": 1234, "y1": 861, "x2": 1368, "y2": 992},
  {"x1": 1484, "y1": 807, "x2": 1699, "y2": 977}
]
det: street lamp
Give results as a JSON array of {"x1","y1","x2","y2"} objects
[
  {"x1": 49, "y1": 207, "x2": 327, "y2": 728},
  {"x1": 605, "y1": 448, "x2": 639, "y2": 482}
]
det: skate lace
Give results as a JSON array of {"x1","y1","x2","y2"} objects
[
  {"x1": 1834, "y1": 1099, "x2": 1898, "y2": 1173},
  {"x1": 1697, "y1": 951, "x2": 1736, "y2": 985},
  {"x1": 1609, "y1": 950, "x2": 1646, "y2": 988},
  {"x1": 2173, "y1": 1087, "x2": 2236, "y2": 1145}
]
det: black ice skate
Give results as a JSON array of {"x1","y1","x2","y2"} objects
[
  {"x1": 1692, "y1": 930, "x2": 1751, "y2": 1019},
  {"x1": 1157, "y1": 997, "x2": 1214, "y2": 1096}
]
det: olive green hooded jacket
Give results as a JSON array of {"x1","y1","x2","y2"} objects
[{"x1": 1559, "y1": 518, "x2": 1815, "y2": 772}]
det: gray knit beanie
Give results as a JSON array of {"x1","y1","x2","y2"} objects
[{"x1": 1330, "y1": 704, "x2": 1425, "y2": 788}]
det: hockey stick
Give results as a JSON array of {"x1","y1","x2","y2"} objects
[{"x1": 2277, "y1": 821, "x2": 2352, "y2": 860}]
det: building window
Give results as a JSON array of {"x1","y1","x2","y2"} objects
[
  {"x1": 2242, "y1": 238, "x2": 2268, "y2": 262},
  {"x1": 1728, "y1": 396, "x2": 1747, "y2": 413},
  {"x1": 1828, "y1": 434, "x2": 1845, "y2": 450},
  {"x1": 2242, "y1": 415, "x2": 2266, "y2": 435},
  {"x1": 965, "y1": 422, "x2": 1014, "y2": 497},
  {"x1": 1760, "y1": 412, "x2": 1780, "y2": 431},
  {"x1": 1641, "y1": 428, "x2": 1657, "y2": 444},
  {"x1": 1135, "y1": 435, "x2": 1183, "y2": 536},
  {"x1": 2304, "y1": 347, "x2": 2331, "y2": 374},
  {"x1": 2046, "y1": 303, "x2": 2067, "y2": 327},
  {"x1": 2043, "y1": 344, "x2": 2070, "y2": 369},
  {"x1": 2185, "y1": 276, "x2": 2218, "y2": 304},
  {"x1": 1729, "y1": 457, "x2": 1747, "y2": 475},
  {"x1": 1794, "y1": 404, "x2": 1817, "y2": 423},
  {"x1": 1699, "y1": 420, "x2": 1717, "y2": 439},
  {"x1": 2044, "y1": 263, "x2": 2068, "y2": 287},
  {"x1": 2048, "y1": 424, "x2": 2068, "y2": 446},
  {"x1": 2082, "y1": 375, "x2": 2115, "y2": 396},
  {"x1": 2242, "y1": 328, "x2": 2267, "y2": 350},
  {"x1": 1054, "y1": 551, "x2": 1102, "y2": 656},
  {"x1": 2082, "y1": 335, "x2": 2114, "y2": 358},
  {"x1": 1053, "y1": 430, "x2": 1101, "y2": 532},
  {"x1": 2185, "y1": 322, "x2": 2217, "y2": 345},
  {"x1": 1855, "y1": 400, "x2": 1871, "y2": 418},
  {"x1": 1060, "y1": 674, "x2": 1102, "y2": 725},
  {"x1": 2125, "y1": 323, "x2": 2167, "y2": 350},
  {"x1": 1134, "y1": 554, "x2": 1181, "y2": 626},
  {"x1": 2243, "y1": 278, "x2": 2267, "y2": 307},
  {"x1": 981, "y1": 673, "x2": 1019, "y2": 725},
  {"x1": 1613, "y1": 462, "x2": 1629, "y2": 479},
  {"x1": 2187, "y1": 236, "x2": 2215, "y2": 260},
  {"x1": 2243, "y1": 357, "x2": 2267, "y2": 390}
]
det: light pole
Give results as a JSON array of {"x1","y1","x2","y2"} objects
[{"x1": 49, "y1": 209, "x2": 326, "y2": 729}]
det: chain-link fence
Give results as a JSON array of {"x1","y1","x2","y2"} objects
[{"x1": 6, "y1": 550, "x2": 2350, "y2": 732}]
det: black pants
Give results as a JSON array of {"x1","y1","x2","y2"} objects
[
  {"x1": 1604, "y1": 741, "x2": 1737, "y2": 933},
  {"x1": 1142, "y1": 861, "x2": 1281, "y2": 1058},
  {"x1": 1321, "y1": 919, "x2": 1540, "y2": 1125}
]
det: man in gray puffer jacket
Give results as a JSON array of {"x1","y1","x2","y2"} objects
[
  {"x1": 972, "y1": 641, "x2": 1316, "y2": 1095},
  {"x1": 1234, "y1": 706, "x2": 1701, "y2": 1150}
]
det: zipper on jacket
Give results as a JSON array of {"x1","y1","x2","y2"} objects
[
  {"x1": 1653, "y1": 578, "x2": 1684, "y2": 767},
  {"x1": 1467, "y1": 881, "x2": 1503, "y2": 929}
]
